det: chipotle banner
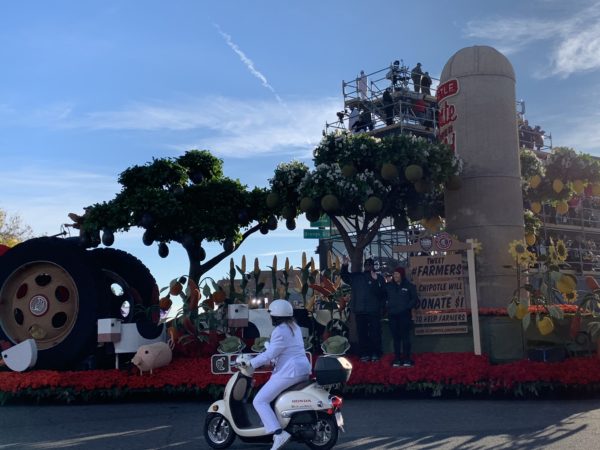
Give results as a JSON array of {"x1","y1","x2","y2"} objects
[{"x1": 409, "y1": 253, "x2": 468, "y2": 335}]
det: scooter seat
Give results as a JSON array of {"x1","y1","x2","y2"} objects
[{"x1": 280, "y1": 379, "x2": 313, "y2": 394}]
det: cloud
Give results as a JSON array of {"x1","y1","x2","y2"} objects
[
  {"x1": 0, "y1": 166, "x2": 119, "y2": 235},
  {"x1": 58, "y1": 96, "x2": 338, "y2": 158},
  {"x1": 464, "y1": 1, "x2": 600, "y2": 78}
]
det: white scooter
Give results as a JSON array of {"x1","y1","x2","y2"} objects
[{"x1": 204, "y1": 352, "x2": 352, "y2": 450}]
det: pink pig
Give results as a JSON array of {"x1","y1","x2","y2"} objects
[{"x1": 131, "y1": 342, "x2": 172, "y2": 375}]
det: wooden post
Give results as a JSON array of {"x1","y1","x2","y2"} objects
[{"x1": 466, "y1": 239, "x2": 482, "y2": 355}]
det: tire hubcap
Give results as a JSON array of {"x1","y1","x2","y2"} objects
[{"x1": 0, "y1": 262, "x2": 79, "y2": 350}]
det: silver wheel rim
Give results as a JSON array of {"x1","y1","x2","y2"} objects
[
  {"x1": 312, "y1": 418, "x2": 334, "y2": 445},
  {"x1": 208, "y1": 415, "x2": 231, "y2": 445},
  {"x1": 0, "y1": 262, "x2": 79, "y2": 349}
]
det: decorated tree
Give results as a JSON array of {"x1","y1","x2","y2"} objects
[
  {"x1": 267, "y1": 132, "x2": 462, "y2": 270},
  {"x1": 523, "y1": 146, "x2": 600, "y2": 218},
  {"x1": 76, "y1": 150, "x2": 275, "y2": 284}
]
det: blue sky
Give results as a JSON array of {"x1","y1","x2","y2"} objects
[{"x1": 2, "y1": 0, "x2": 600, "y2": 295}]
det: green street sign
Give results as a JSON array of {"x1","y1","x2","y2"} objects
[
  {"x1": 303, "y1": 228, "x2": 331, "y2": 239},
  {"x1": 310, "y1": 216, "x2": 330, "y2": 227}
]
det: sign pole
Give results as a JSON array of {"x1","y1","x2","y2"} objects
[{"x1": 466, "y1": 239, "x2": 481, "y2": 355}]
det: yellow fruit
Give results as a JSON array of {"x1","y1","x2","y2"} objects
[
  {"x1": 573, "y1": 179, "x2": 585, "y2": 194},
  {"x1": 525, "y1": 233, "x2": 536, "y2": 246},
  {"x1": 515, "y1": 303, "x2": 529, "y2": 320},
  {"x1": 556, "y1": 201, "x2": 569, "y2": 215},
  {"x1": 593, "y1": 184, "x2": 600, "y2": 196},
  {"x1": 266, "y1": 192, "x2": 280, "y2": 208},
  {"x1": 300, "y1": 197, "x2": 315, "y2": 212},
  {"x1": 537, "y1": 316, "x2": 554, "y2": 336},
  {"x1": 556, "y1": 274, "x2": 577, "y2": 294},
  {"x1": 405, "y1": 164, "x2": 423, "y2": 182},
  {"x1": 381, "y1": 163, "x2": 398, "y2": 180},
  {"x1": 529, "y1": 174, "x2": 541, "y2": 189},
  {"x1": 364, "y1": 196, "x2": 383, "y2": 214},
  {"x1": 530, "y1": 202, "x2": 542, "y2": 214},
  {"x1": 552, "y1": 179, "x2": 564, "y2": 193},
  {"x1": 321, "y1": 194, "x2": 339, "y2": 212}
]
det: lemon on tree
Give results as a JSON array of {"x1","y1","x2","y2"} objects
[
  {"x1": 525, "y1": 233, "x2": 536, "y2": 246},
  {"x1": 405, "y1": 164, "x2": 423, "y2": 182},
  {"x1": 529, "y1": 174, "x2": 542, "y2": 189},
  {"x1": 552, "y1": 179, "x2": 564, "y2": 193},
  {"x1": 556, "y1": 200, "x2": 569, "y2": 215},
  {"x1": 515, "y1": 303, "x2": 529, "y2": 320},
  {"x1": 572, "y1": 179, "x2": 585, "y2": 194},
  {"x1": 530, "y1": 202, "x2": 542, "y2": 214},
  {"x1": 537, "y1": 316, "x2": 554, "y2": 336}
]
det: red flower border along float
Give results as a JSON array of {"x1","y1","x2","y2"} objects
[{"x1": 2, "y1": 352, "x2": 600, "y2": 404}]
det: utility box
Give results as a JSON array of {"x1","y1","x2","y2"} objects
[
  {"x1": 97, "y1": 318, "x2": 122, "y2": 343},
  {"x1": 228, "y1": 304, "x2": 249, "y2": 328}
]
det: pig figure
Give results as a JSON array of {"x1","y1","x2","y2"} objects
[{"x1": 131, "y1": 342, "x2": 172, "y2": 375}]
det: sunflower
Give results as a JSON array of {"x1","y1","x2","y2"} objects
[
  {"x1": 508, "y1": 240, "x2": 527, "y2": 259},
  {"x1": 471, "y1": 238, "x2": 483, "y2": 255},
  {"x1": 508, "y1": 240, "x2": 536, "y2": 267},
  {"x1": 555, "y1": 239, "x2": 568, "y2": 262},
  {"x1": 547, "y1": 244, "x2": 559, "y2": 264},
  {"x1": 562, "y1": 291, "x2": 578, "y2": 304}
]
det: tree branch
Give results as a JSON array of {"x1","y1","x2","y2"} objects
[{"x1": 198, "y1": 223, "x2": 262, "y2": 278}]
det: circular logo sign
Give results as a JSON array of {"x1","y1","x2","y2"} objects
[
  {"x1": 419, "y1": 236, "x2": 433, "y2": 251},
  {"x1": 434, "y1": 232, "x2": 453, "y2": 251},
  {"x1": 29, "y1": 295, "x2": 49, "y2": 317}
]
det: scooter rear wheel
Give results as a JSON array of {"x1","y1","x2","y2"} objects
[
  {"x1": 306, "y1": 412, "x2": 338, "y2": 450},
  {"x1": 204, "y1": 413, "x2": 236, "y2": 449}
]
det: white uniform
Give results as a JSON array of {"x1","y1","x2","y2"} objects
[{"x1": 251, "y1": 322, "x2": 311, "y2": 433}]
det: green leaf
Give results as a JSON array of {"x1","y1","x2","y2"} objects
[
  {"x1": 548, "y1": 305, "x2": 564, "y2": 319},
  {"x1": 507, "y1": 301, "x2": 517, "y2": 319},
  {"x1": 522, "y1": 313, "x2": 531, "y2": 330}
]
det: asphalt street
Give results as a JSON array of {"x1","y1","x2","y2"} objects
[{"x1": 1, "y1": 398, "x2": 600, "y2": 449}]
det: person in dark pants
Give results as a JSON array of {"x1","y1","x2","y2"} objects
[
  {"x1": 382, "y1": 88, "x2": 394, "y2": 126},
  {"x1": 341, "y1": 256, "x2": 386, "y2": 362},
  {"x1": 385, "y1": 267, "x2": 418, "y2": 367}
]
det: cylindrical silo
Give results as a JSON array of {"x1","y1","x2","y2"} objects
[{"x1": 440, "y1": 46, "x2": 523, "y2": 308}]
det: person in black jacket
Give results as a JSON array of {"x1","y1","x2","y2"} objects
[
  {"x1": 341, "y1": 256, "x2": 386, "y2": 362},
  {"x1": 385, "y1": 267, "x2": 418, "y2": 367}
]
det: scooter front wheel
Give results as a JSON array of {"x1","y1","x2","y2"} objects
[
  {"x1": 204, "y1": 413, "x2": 236, "y2": 449},
  {"x1": 306, "y1": 412, "x2": 339, "y2": 450}
]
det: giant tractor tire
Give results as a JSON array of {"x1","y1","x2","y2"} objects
[
  {"x1": 88, "y1": 248, "x2": 159, "y2": 323},
  {"x1": 0, "y1": 237, "x2": 104, "y2": 369}
]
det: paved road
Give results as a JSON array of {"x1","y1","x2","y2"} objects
[{"x1": 1, "y1": 398, "x2": 600, "y2": 449}]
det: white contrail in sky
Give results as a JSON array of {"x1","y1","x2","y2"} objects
[{"x1": 214, "y1": 23, "x2": 284, "y2": 105}]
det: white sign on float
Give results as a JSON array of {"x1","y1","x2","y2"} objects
[
  {"x1": 410, "y1": 253, "x2": 468, "y2": 333},
  {"x1": 436, "y1": 79, "x2": 459, "y2": 153}
]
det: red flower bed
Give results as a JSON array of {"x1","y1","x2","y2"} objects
[{"x1": 2, "y1": 352, "x2": 600, "y2": 404}]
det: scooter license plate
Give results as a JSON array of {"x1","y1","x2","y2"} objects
[{"x1": 335, "y1": 411, "x2": 344, "y2": 429}]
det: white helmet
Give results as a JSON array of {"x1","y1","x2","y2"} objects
[{"x1": 268, "y1": 299, "x2": 293, "y2": 317}]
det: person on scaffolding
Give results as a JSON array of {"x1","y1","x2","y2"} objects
[
  {"x1": 420, "y1": 71, "x2": 432, "y2": 96},
  {"x1": 382, "y1": 88, "x2": 394, "y2": 126},
  {"x1": 386, "y1": 60, "x2": 401, "y2": 89},
  {"x1": 411, "y1": 63, "x2": 423, "y2": 93}
]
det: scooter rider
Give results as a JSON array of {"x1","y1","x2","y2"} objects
[{"x1": 243, "y1": 299, "x2": 312, "y2": 450}]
